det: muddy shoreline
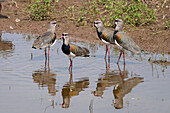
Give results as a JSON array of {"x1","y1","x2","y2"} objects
[{"x1": 0, "y1": 1, "x2": 169, "y2": 54}]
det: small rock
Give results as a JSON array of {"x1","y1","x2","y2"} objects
[
  {"x1": 15, "y1": 18, "x2": 20, "y2": 23},
  {"x1": 9, "y1": 26, "x2": 13, "y2": 29}
]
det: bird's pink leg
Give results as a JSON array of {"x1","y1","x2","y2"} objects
[
  {"x1": 123, "y1": 51, "x2": 125, "y2": 65},
  {"x1": 48, "y1": 47, "x2": 50, "y2": 58},
  {"x1": 70, "y1": 59, "x2": 73, "y2": 67},
  {"x1": 105, "y1": 45, "x2": 108, "y2": 60},
  {"x1": 105, "y1": 58, "x2": 110, "y2": 72},
  {"x1": 45, "y1": 48, "x2": 47, "y2": 60},
  {"x1": 69, "y1": 58, "x2": 73, "y2": 71},
  {"x1": 117, "y1": 50, "x2": 122, "y2": 64},
  {"x1": 107, "y1": 45, "x2": 110, "y2": 62}
]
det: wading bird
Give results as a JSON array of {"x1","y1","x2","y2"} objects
[
  {"x1": 61, "y1": 33, "x2": 90, "y2": 71},
  {"x1": 113, "y1": 19, "x2": 143, "y2": 64},
  {"x1": 93, "y1": 20, "x2": 115, "y2": 61},
  {"x1": 32, "y1": 21, "x2": 57, "y2": 61}
]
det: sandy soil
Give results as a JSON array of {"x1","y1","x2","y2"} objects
[{"x1": 0, "y1": 0, "x2": 169, "y2": 54}]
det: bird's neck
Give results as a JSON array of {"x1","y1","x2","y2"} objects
[
  {"x1": 64, "y1": 41, "x2": 69, "y2": 46},
  {"x1": 63, "y1": 39, "x2": 69, "y2": 46},
  {"x1": 114, "y1": 30, "x2": 118, "y2": 34},
  {"x1": 47, "y1": 29, "x2": 55, "y2": 33},
  {"x1": 47, "y1": 26, "x2": 56, "y2": 33},
  {"x1": 97, "y1": 27, "x2": 104, "y2": 33},
  {"x1": 115, "y1": 25, "x2": 123, "y2": 31}
]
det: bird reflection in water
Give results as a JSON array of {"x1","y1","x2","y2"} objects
[
  {"x1": 93, "y1": 60, "x2": 143, "y2": 109},
  {"x1": 0, "y1": 32, "x2": 15, "y2": 58},
  {"x1": 62, "y1": 71, "x2": 89, "y2": 108},
  {"x1": 32, "y1": 58, "x2": 57, "y2": 109},
  {"x1": 113, "y1": 64, "x2": 144, "y2": 109},
  {"x1": 92, "y1": 60, "x2": 128, "y2": 97}
]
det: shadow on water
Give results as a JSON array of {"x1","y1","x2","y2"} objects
[
  {"x1": 32, "y1": 58, "x2": 90, "y2": 109},
  {"x1": 93, "y1": 60, "x2": 144, "y2": 109},
  {"x1": 113, "y1": 64, "x2": 144, "y2": 109},
  {"x1": 32, "y1": 59, "x2": 58, "y2": 112},
  {"x1": 0, "y1": 32, "x2": 15, "y2": 58},
  {"x1": 62, "y1": 71, "x2": 89, "y2": 108},
  {"x1": 32, "y1": 59, "x2": 57, "y2": 96}
]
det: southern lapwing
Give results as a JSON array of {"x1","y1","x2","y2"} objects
[
  {"x1": 61, "y1": 33, "x2": 90, "y2": 71},
  {"x1": 113, "y1": 19, "x2": 143, "y2": 65},
  {"x1": 32, "y1": 21, "x2": 57, "y2": 61},
  {"x1": 93, "y1": 20, "x2": 115, "y2": 61}
]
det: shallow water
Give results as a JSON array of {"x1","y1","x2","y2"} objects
[{"x1": 0, "y1": 32, "x2": 170, "y2": 113}]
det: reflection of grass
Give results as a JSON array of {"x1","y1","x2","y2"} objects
[
  {"x1": 148, "y1": 52, "x2": 169, "y2": 72},
  {"x1": 148, "y1": 53, "x2": 168, "y2": 63},
  {"x1": 65, "y1": 0, "x2": 156, "y2": 26}
]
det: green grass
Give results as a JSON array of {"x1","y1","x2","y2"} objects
[
  {"x1": 165, "y1": 20, "x2": 170, "y2": 29},
  {"x1": 26, "y1": 0, "x2": 57, "y2": 21},
  {"x1": 65, "y1": 0, "x2": 156, "y2": 26}
]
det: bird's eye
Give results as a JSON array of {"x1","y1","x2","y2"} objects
[{"x1": 115, "y1": 20, "x2": 119, "y2": 22}]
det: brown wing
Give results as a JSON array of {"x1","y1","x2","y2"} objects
[
  {"x1": 32, "y1": 31, "x2": 55, "y2": 49},
  {"x1": 70, "y1": 44, "x2": 89, "y2": 56},
  {"x1": 114, "y1": 33, "x2": 122, "y2": 44},
  {"x1": 100, "y1": 32, "x2": 110, "y2": 42},
  {"x1": 69, "y1": 44, "x2": 77, "y2": 54},
  {"x1": 102, "y1": 28, "x2": 115, "y2": 44},
  {"x1": 116, "y1": 32, "x2": 141, "y2": 54}
]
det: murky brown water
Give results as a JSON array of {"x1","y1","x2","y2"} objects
[{"x1": 0, "y1": 32, "x2": 170, "y2": 113}]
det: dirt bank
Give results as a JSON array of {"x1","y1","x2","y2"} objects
[{"x1": 0, "y1": 0, "x2": 169, "y2": 54}]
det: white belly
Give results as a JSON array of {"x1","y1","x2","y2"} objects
[
  {"x1": 68, "y1": 52, "x2": 76, "y2": 58},
  {"x1": 101, "y1": 39, "x2": 110, "y2": 44},
  {"x1": 115, "y1": 40, "x2": 122, "y2": 48},
  {"x1": 51, "y1": 39, "x2": 57, "y2": 46}
]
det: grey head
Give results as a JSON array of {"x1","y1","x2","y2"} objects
[
  {"x1": 114, "y1": 19, "x2": 124, "y2": 31},
  {"x1": 94, "y1": 20, "x2": 104, "y2": 32},
  {"x1": 47, "y1": 21, "x2": 57, "y2": 32},
  {"x1": 61, "y1": 33, "x2": 70, "y2": 45}
]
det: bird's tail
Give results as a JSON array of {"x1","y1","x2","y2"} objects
[
  {"x1": 141, "y1": 49, "x2": 152, "y2": 54},
  {"x1": 82, "y1": 47, "x2": 90, "y2": 55},
  {"x1": 32, "y1": 46, "x2": 36, "y2": 49},
  {"x1": 83, "y1": 55, "x2": 90, "y2": 57}
]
